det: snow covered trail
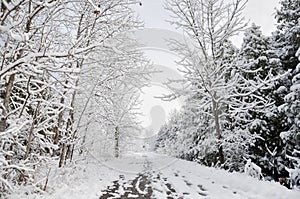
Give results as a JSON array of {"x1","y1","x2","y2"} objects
[
  {"x1": 11, "y1": 152, "x2": 300, "y2": 199},
  {"x1": 97, "y1": 152, "x2": 299, "y2": 199},
  {"x1": 98, "y1": 153, "x2": 209, "y2": 198}
]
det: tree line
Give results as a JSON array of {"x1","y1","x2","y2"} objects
[
  {"x1": 0, "y1": 0, "x2": 151, "y2": 196},
  {"x1": 156, "y1": 0, "x2": 299, "y2": 189}
]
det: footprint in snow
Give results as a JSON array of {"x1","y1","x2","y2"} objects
[{"x1": 184, "y1": 180, "x2": 193, "y2": 186}]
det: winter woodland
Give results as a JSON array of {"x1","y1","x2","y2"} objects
[{"x1": 0, "y1": 0, "x2": 299, "y2": 198}]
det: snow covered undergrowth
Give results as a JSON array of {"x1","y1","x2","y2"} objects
[{"x1": 9, "y1": 152, "x2": 300, "y2": 199}]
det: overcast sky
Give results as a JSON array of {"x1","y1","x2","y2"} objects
[{"x1": 134, "y1": 0, "x2": 280, "y2": 46}]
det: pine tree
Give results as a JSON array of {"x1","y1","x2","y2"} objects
[
  {"x1": 280, "y1": 47, "x2": 300, "y2": 188},
  {"x1": 275, "y1": 0, "x2": 300, "y2": 71},
  {"x1": 238, "y1": 24, "x2": 287, "y2": 180},
  {"x1": 274, "y1": 0, "x2": 300, "y2": 187}
]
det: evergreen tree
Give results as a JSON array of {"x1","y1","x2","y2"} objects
[
  {"x1": 239, "y1": 24, "x2": 287, "y2": 181},
  {"x1": 274, "y1": 0, "x2": 300, "y2": 187},
  {"x1": 275, "y1": 0, "x2": 300, "y2": 71},
  {"x1": 280, "y1": 47, "x2": 300, "y2": 188}
]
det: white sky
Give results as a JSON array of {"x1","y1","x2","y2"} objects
[
  {"x1": 135, "y1": 0, "x2": 280, "y2": 131},
  {"x1": 135, "y1": 0, "x2": 280, "y2": 46}
]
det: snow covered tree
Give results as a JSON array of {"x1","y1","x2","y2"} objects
[
  {"x1": 0, "y1": 0, "x2": 77, "y2": 193},
  {"x1": 237, "y1": 24, "x2": 287, "y2": 180},
  {"x1": 280, "y1": 47, "x2": 300, "y2": 188},
  {"x1": 162, "y1": 0, "x2": 265, "y2": 171},
  {"x1": 163, "y1": 0, "x2": 248, "y2": 168},
  {"x1": 273, "y1": 0, "x2": 300, "y2": 187},
  {"x1": 159, "y1": 0, "x2": 293, "y2": 173},
  {"x1": 274, "y1": 0, "x2": 300, "y2": 72},
  {"x1": 75, "y1": 35, "x2": 152, "y2": 158},
  {"x1": 53, "y1": 0, "x2": 142, "y2": 167},
  {"x1": 0, "y1": 0, "x2": 144, "y2": 195},
  {"x1": 156, "y1": 109, "x2": 197, "y2": 159}
]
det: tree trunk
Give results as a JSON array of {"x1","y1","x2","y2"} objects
[
  {"x1": 19, "y1": 76, "x2": 32, "y2": 118},
  {"x1": 114, "y1": 126, "x2": 119, "y2": 158},
  {"x1": 65, "y1": 93, "x2": 75, "y2": 162},
  {"x1": 0, "y1": 0, "x2": 11, "y2": 14},
  {"x1": 65, "y1": 144, "x2": 72, "y2": 162},
  {"x1": 212, "y1": 95, "x2": 224, "y2": 164},
  {"x1": 0, "y1": 74, "x2": 15, "y2": 132},
  {"x1": 58, "y1": 143, "x2": 66, "y2": 168},
  {"x1": 53, "y1": 96, "x2": 65, "y2": 145},
  {"x1": 79, "y1": 122, "x2": 89, "y2": 155},
  {"x1": 24, "y1": 101, "x2": 40, "y2": 160},
  {"x1": 0, "y1": 3, "x2": 33, "y2": 132}
]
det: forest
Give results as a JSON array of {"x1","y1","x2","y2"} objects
[{"x1": 0, "y1": 0, "x2": 299, "y2": 197}]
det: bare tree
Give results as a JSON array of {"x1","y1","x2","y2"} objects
[{"x1": 164, "y1": 0, "x2": 248, "y2": 165}]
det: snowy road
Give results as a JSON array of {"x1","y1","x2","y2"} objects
[
  {"x1": 96, "y1": 152, "x2": 299, "y2": 199},
  {"x1": 99, "y1": 154, "x2": 209, "y2": 198},
  {"x1": 12, "y1": 152, "x2": 299, "y2": 199}
]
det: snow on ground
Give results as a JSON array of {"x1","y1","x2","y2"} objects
[{"x1": 9, "y1": 152, "x2": 300, "y2": 199}]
